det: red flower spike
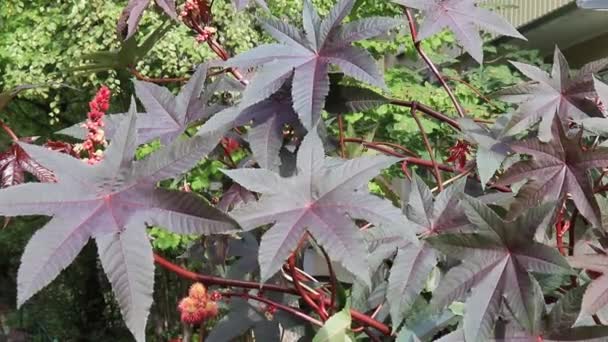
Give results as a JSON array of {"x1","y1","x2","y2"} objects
[
  {"x1": 81, "y1": 86, "x2": 111, "y2": 164},
  {"x1": 181, "y1": 0, "x2": 212, "y2": 29},
  {"x1": 195, "y1": 27, "x2": 217, "y2": 43}
]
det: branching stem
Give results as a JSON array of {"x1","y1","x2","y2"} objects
[
  {"x1": 222, "y1": 291, "x2": 323, "y2": 327},
  {"x1": 403, "y1": 8, "x2": 466, "y2": 118},
  {"x1": 337, "y1": 114, "x2": 346, "y2": 158},
  {"x1": 0, "y1": 120, "x2": 19, "y2": 141},
  {"x1": 410, "y1": 103, "x2": 443, "y2": 191},
  {"x1": 129, "y1": 68, "x2": 189, "y2": 84}
]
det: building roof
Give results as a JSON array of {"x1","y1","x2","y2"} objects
[
  {"x1": 491, "y1": 0, "x2": 608, "y2": 65},
  {"x1": 489, "y1": 0, "x2": 573, "y2": 28}
]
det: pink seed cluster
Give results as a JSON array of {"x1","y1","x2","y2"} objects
[
  {"x1": 177, "y1": 283, "x2": 219, "y2": 325},
  {"x1": 80, "y1": 86, "x2": 111, "y2": 164},
  {"x1": 195, "y1": 26, "x2": 217, "y2": 43}
]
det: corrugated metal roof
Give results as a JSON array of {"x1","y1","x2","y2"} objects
[{"x1": 486, "y1": 0, "x2": 574, "y2": 27}]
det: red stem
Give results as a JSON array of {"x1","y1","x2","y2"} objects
[
  {"x1": 343, "y1": 138, "x2": 512, "y2": 192},
  {"x1": 154, "y1": 253, "x2": 393, "y2": 335},
  {"x1": 410, "y1": 103, "x2": 443, "y2": 191},
  {"x1": 288, "y1": 255, "x2": 327, "y2": 321},
  {"x1": 318, "y1": 246, "x2": 338, "y2": 316},
  {"x1": 403, "y1": 8, "x2": 465, "y2": 118},
  {"x1": 222, "y1": 291, "x2": 323, "y2": 327},
  {"x1": 153, "y1": 253, "x2": 297, "y2": 294},
  {"x1": 129, "y1": 68, "x2": 189, "y2": 84},
  {"x1": 555, "y1": 201, "x2": 567, "y2": 256},
  {"x1": 0, "y1": 120, "x2": 18, "y2": 141},
  {"x1": 350, "y1": 310, "x2": 391, "y2": 336},
  {"x1": 338, "y1": 114, "x2": 346, "y2": 158},
  {"x1": 343, "y1": 137, "x2": 418, "y2": 157},
  {"x1": 444, "y1": 75, "x2": 501, "y2": 110},
  {"x1": 390, "y1": 99, "x2": 461, "y2": 129},
  {"x1": 206, "y1": 39, "x2": 248, "y2": 85},
  {"x1": 199, "y1": 322, "x2": 205, "y2": 342}
]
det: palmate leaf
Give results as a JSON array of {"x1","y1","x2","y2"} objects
[
  {"x1": 427, "y1": 196, "x2": 571, "y2": 342},
  {"x1": 204, "y1": 83, "x2": 302, "y2": 172},
  {"x1": 3, "y1": 102, "x2": 237, "y2": 341},
  {"x1": 496, "y1": 117, "x2": 608, "y2": 227},
  {"x1": 60, "y1": 64, "x2": 223, "y2": 145},
  {"x1": 0, "y1": 138, "x2": 56, "y2": 188},
  {"x1": 490, "y1": 285, "x2": 608, "y2": 341},
  {"x1": 224, "y1": 0, "x2": 401, "y2": 129},
  {"x1": 578, "y1": 76, "x2": 608, "y2": 137},
  {"x1": 313, "y1": 307, "x2": 354, "y2": 342},
  {"x1": 239, "y1": 85, "x2": 302, "y2": 171},
  {"x1": 207, "y1": 292, "x2": 303, "y2": 341},
  {"x1": 392, "y1": 0, "x2": 525, "y2": 64},
  {"x1": 117, "y1": 0, "x2": 177, "y2": 40},
  {"x1": 385, "y1": 175, "x2": 470, "y2": 328},
  {"x1": 458, "y1": 114, "x2": 513, "y2": 187},
  {"x1": 223, "y1": 129, "x2": 411, "y2": 286},
  {"x1": 72, "y1": 22, "x2": 171, "y2": 74},
  {"x1": 217, "y1": 183, "x2": 256, "y2": 213},
  {"x1": 568, "y1": 245, "x2": 608, "y2": 316},
  {"x1": 500, "y1": 49, "x2": 608, "y2": 141},
  {"x1": 226, "y1": 232, "x2": 259, "y2": 279}
]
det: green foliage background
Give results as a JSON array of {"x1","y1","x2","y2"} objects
[{"x1": 0, "y1": 0, "x2": 547, "y2": 340}]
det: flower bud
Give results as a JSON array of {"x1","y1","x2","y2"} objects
[{"x1": 188, "y1": 283, "x2": 207, "y2": 302}]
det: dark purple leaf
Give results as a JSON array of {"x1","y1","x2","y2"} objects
[
  {"x1": 501, "y1": 49, "x2": 608, "y2": 141},
  {"x1": 459, "y1": 114, "x2": 513, "y2": 187},
  {"x1": 117, "y1": 0, "x2": 150, "y2": 41},
  {"x1": 213, "y1": 83, "x2": 302, "y2": 171},
  {"x1": 386, "y1": 241, "x2": 436, "y2": 328},
  {"x1": 393, "y1": 0, "x2": 525, "y2": 63},
  {"x1": 493, "y1": 284, "x2": 608, "y2": 341},
  {"x1": 384, "y1": 175, "x2": 469, "y2": 327},
  {"x1": 568, "y1": 250, "x2": 608, "y2": 316},
  {"x1": 117, "y1": 0, "x2": 177, "y2": 40},
  {"x1": 207, "y1": 291, "x2": 302, "y2": 342},
  {"x1": 217, "y1": 183, "x2": 256, "y2": 212},
  {"x1": 1, "y1": 102, "x2": 237, "y2": 341},
  {"x1": 155, "y1": 0, "x2": 177, "y2": 19},
  {"x1": 226, "y1": 232, "x2": 260, "y2": 278},
  {"x1": 60, "y1": 64, "x2": 220, "y2": 145},
  {"x1": 428, "y1": 197, "x2": 570, "y2": 341},
  {"x1": 496, "y1": 117, "x2": 608, "y2": 227},
  {"x1": 224, "y1": 0, "x2": 400, "y2": 129},
  {"x1": 223, "y1": 129, "x2": 409, "y2": 286}
]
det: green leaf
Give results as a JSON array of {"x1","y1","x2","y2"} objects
[
  {"x1": 313, "y1": 308, "x2": 354, "y2": 342},
  {"x1": 71, "y1": 21, "x2": 171, "y2": 74}
]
